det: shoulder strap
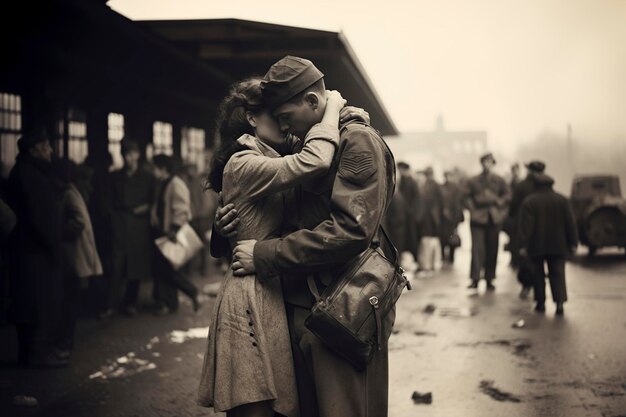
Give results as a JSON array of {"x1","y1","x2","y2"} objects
[{"x1": 372, "y1": 225, "x2": 400, "y2": 268}]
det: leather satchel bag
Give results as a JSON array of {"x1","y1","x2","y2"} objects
[{"x1": 304, "y1": 227, "x2": 411, "y2": 371}]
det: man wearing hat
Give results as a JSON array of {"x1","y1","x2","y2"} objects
[
  {"x1": 396, "y1": 161, "x2": 420, "y2": 257},
  {"x1": 465, "y1": 152, "x2": 510, "y2": 290},
  {"x1": 6, "y1": 127, "x2": 67, "y2": 367},
  {"x1": 229, "y1": 56, "x2": 396, "y2": 416},
  {"x1": 518, "y1": 173, "x2": 578, "y2": 315},
  {"x1": 440, "y1": 170, "x2": 464, "y2": 264},
  {"x1": 507, "y1": 160, "x2": 546, "y2": 298},
  {"x1": 100, "y1": 138, "x2": 155, "y2": 318}
]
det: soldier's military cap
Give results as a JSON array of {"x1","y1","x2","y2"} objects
[
  {"x1": 525, "y1": 160, "x2": 546, "y2": 173},
  {"x1": 261, "y1": 56, "x2": 324, "y2": 109}
]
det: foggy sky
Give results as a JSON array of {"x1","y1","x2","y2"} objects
[{"x1": 109, "y1": 0, "x2": 626, "y2": 156}]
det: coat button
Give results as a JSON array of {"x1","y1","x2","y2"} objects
[
  {"x1": 248, "y1": 321, "x2": 253, "y2": 326},
  {"x1": 249, "y1": 332, "x2": 254, "y2": 337},
  {"x1": 246, "y1": 309, "x2": 251, "y2": 315},
  {"x1": 252, "y1": 342, "x2": 257, "y2": 347}
]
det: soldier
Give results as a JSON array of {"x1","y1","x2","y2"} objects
[
  {"x1": 518, "y1": 173, "x2": 578, "y2": 315},
  {"x1": 221, "y1": 56, "x2": 395, "y2": 417},
  {"x1": 465, "y1": 152, "x2": 510, "y2": 290},
  {"x1": 508, "y1": 160, "x2": 546, "y2": 298}
]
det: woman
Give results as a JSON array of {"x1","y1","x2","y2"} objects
[
  {"x1": 150, "y1": 153, "x2": 201, "y2": 315},
  {"x1": 53, "y1": 158, "x2": 103, "y2": 360},
  {"x1": 197, "y1": 78, "x2": 345, "y2": 417}
]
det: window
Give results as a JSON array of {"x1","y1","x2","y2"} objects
[
  {"x1": 181, "y1": 127, "x2": 206, "y2": 172},
  {"x1": 0, "y1": 92, "x2": 21, "y2": 177},
  {"x1": 153, "y1": 121, "x2": 173, "y2": 156},
  {"x1": 108, "y1": 113, "x2": 124, "y2": 169},
  {"x1": 474, "y1": 139, "x2": 484, "y2": 154},
  {"x1": 57, "y1": 108, "x2": 88, "y2": 163}
]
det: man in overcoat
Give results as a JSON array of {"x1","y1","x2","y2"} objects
[
  {"x1": 440, "y1": 170, "x2": 464, "y2": 264},
  {"x1": 518, "y1": 173, "x2": 578, "y2": 315},
  {"x1": 6, "y1": 127, "x2": 66, "y2": 368},
  {"x1": 465, "y1": 153, "x2": 510, "y2": 290},
  {"x1": 397, "y1": 161, "x2": 420, "y2": 258},
  {"x1": 229, "y1": 56, "x2": 396, "y2": 417},
  {"x1": 102, "y1": 139, "x2": 155, "y2": 318},
  {"x1": 507, "y1": 160, "x2": 546, "y2": 298}
]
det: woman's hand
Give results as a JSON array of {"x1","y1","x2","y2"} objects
[
  {"x1": 340, "y1": 106, "x2": 370, "y2": 125},
  {"x1": 325, "y1": 90, "x2": 347, "y2": 111},
  {"x1": 319, "y1": 90, "x2": 345, "y2": 129}
]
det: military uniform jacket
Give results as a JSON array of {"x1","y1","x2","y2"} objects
[
  {"x1": 465, "y1": 171, "x2": 510, "y2": 227},
  {"x1": 253, "y1": 122, "x2": 396, "y2": 307}
]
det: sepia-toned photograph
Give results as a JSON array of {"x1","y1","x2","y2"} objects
[{"x1": 1, "y1": 0, "x2": 625, "y2": 416}]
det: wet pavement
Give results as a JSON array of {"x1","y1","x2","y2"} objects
[
  {"x1": 1, "y1": 222, "x2": 625, "y2": 416},
  {"x1": 389, "y1": 221, "x2": 626, "y2": 417}
]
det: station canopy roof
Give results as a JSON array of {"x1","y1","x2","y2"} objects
[{"x1": 140, "y1": 18, "x2": 398, "y2": 136}]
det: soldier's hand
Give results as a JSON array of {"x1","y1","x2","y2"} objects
[
  {"x1": 232, "y1": 240, "x2": 257, "y2": 276},
  {"x1": 214, "y1": 203, "x2": 239, "y2": 238},
  {"x1": 340, "y1": 106, "x2": 370, "y2": 125}
]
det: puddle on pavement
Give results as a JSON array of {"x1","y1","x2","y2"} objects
[
  {"x1": 421, "y1": 304, "x2": 478, "y2": 317},
  {"x1": 413, "y1": 331, "x2": 437, "y2": 337},
  {"x1": 168, "y1": 326, "x2": 210, "y2": 343},
  {"x1": 458, "y1": 339, "x2": 532, "y2": 358},
  {"x1": 438, "y1": 307, "x2": 478, "y2": 317},
  {"x1": 479, "y1": 380, "x2": 521, "y2": 403},
  {"x1": 89, "y1": 353, "x2": 157, "y2": 380},
  {"x1": 577, "y1": 294, "x2": 625, "y2": 301}
]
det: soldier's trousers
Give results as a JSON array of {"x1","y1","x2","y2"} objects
[
  {"x1": 530, "y1": 256, "x2": 567, "y2": 304},
  {"x1": 470, "y1": 223, "x2": 500, "y2": 282},
  {"x1": 286, "y1": 304, "x2": 389, "y2": 417}
]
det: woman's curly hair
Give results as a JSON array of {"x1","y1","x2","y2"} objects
[{"x1": 207, "y1": 77, "x2": 264, "y2": 192}]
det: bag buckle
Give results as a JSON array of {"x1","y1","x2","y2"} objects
[{"x1": 369, "y1": 296, "x2": 379, "y2": 307}]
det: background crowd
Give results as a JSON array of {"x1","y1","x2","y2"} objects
[
  {"x1": 0, "y1": 126, "x2": 578, "y2": 370},
  {"x1": 0, "y1": 128, "x2": 219, "y2": 369}
]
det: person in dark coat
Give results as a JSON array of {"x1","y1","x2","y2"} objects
[
  {"x1": 416, "y1": 166, "x2": 443, "y2": 272},
  {"x1": 440, "y1": 170, "x2": 464, "y2": 264},
  {"x1": 101, "y1": 139, "x2": 155, "y2": 318},
  {"x1": 0, "y1": 197, "x2": 16, "y2": 325},
  {"x1": 518, "y1": 173, "x2": 578, "y2": 315},
  {"x1": 465, "y1": 152, "x2": 510, "y2": 290},
  {"x1": 383, "y1": 186, "x2": 410, "y2": 254},
  {"x1": 6, "y1": 127, "x2": 67, "y2": 368},
  {"x1": 507, "y1": 160, "x2": 546, "y2": 298},
  {"x1": 397, "y1": 162, "x2": 420, "y2": 259}
]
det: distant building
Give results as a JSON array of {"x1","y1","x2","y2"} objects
[{"x1": 387, "y1": 116, "x2": 487, "y2": 177}]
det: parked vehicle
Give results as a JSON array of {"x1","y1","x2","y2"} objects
[{"x1": 570, "y1": 175, "x2": 626, "y2": 256}]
